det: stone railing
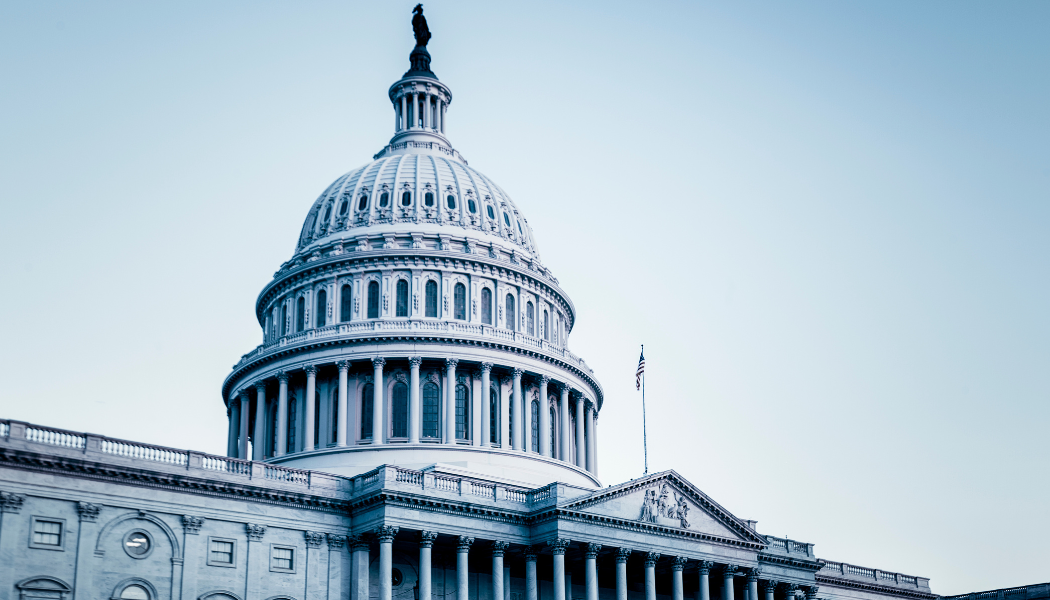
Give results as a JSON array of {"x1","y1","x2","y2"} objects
[
  {"x1": 817, "y1": 559, "x2": 932, "y2": 592},
  {"x1": 941, "y1": 584, "x2": 1050, "y2": 600},
  {"x1": 765, "y1": 535, "x2": 816, "y2": 557},
  {"x1": 346, "y1": 465, "x2": 550, "y2": 507},
  {"x1": 236, "y1": 320, "x2": 595, "y2": 377}
]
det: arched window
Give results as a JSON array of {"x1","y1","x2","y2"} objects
[
  {"x1": 455, "y1": 383, "x2": 469, "y2": 439},
  {"x1": 508, "y1": 391, "x2": 514, "y2": 442},
  {"x1": 530, "y1": 399, "x2": 540, "y2": 453},
  {"x1": 518, "y1": 221, "x2": 524, "y2": 236},
  {"x1": 481, "y1": 287, "x2": 492, "y2": 325},
  {"x1": 490, "y1": 386, "x2": 499, "y2": 444},
  {"x1": 269, "y1": 401, "x2": 278, "y2": 457},
  {"x1": 446, "y1": 195, "x2": 457, "y2": 209},
  {"x1": 120, "y1": 585, "x2": 150, "y2": 600},
  {"x1": 280, "y1": 303, "x2": 288, "y2": 336},
  {"x1": 340, "y1": 284, "x2": 352, "y2": 322},
  {"x1": 425, "y1": 280, "x2": 438, "y2": 317},
  {"x1": 316, "y1": 289, "x2": 327, "y2": 328},
  {"x1": 422, "y1": 382, "x2": 440, "y2": 438},
  {"x1": 287, "y1": 396, "x2": 297, "y2": 452},
  {"x1": 367, "y1": 281, "x2": 379, "y2": 319},
  {"x1": 503, "y1": 212, "x2": 511, "y2": 226},
  {"x1": 506, "y1": 294, "x2": 516, "y2": 331},
  {"x1": 358, "y1": 195, "x2": 368, "y2": 211},
  {"x1": 360, "y1": 384, "x2": 374, "y2": 440},
  {"x1": 396, "y1": 280, "x2": 409, "y2": 317},
  {"x1": 314, "y1": 392, "x2": 321, "y2": 445},
  {"x1": 550, "y1": 402, "x2": 558, "y2": 455},
  {"x1": 468, "y1": 199, "x2": 477, "y2": 213},
  {"x1": 453, "y1": 283, "x2": 466, "y2": 320},
  {"x1": 543, "y1": 310, "x2": 550, "y2": 341},
  {"x1": 392, "y1": 382, "x2": 408, "y2": 438},
  {"x1": 401, "y1": 192, "x2": 412, "y2": 206},
  {"x1": 296, "y1": 296, "x2": 306, "y2": 332},
  {"x1": 339, "y1": 199, "x2": 349, "y2": 215},
  {"x1": 526, "y1": 302, "x2": 535, "y2": 336},
  {"x1": 424, "y1": 192, "x2": 434, "y2": 207},
  {"x1": 331, "y1": 388, "x2": 339, "y2": 442},
  {"x1": 487, "y1": 205, "x2": 495, "y2": 219},
  {"x1": 379, "y1": 192, "x2": 389, "y2": 207}
]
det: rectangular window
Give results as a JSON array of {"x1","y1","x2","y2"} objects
[
  {"x1": 208, "y1": 538, "x2": 236, "y2": 567},
  {"x1": 29, "y1": 518, "x2": 64, "y2": 550},
  {"x1": 271, "y1": 545, "x2": 296, "y2": 573}
]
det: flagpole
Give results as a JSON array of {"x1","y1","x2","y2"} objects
[{"x1": 641, "y1": 346, "x2": 648, "y2": 476}]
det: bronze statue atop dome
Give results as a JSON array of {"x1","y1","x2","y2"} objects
[
  {"x1": 405, "y1": 4, "x2": 436, "y2": 77},
  {"x1": 412, "y1": 4, "x2": 431, "y2": 48}
]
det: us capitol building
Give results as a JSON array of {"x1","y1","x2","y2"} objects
[{"x1": 0, "y1": 9, "x2": 1044, "y2": 600}]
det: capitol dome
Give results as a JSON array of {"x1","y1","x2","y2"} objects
[{"x1": 222, "y1": 27, "x2": 603, "y2": 489}]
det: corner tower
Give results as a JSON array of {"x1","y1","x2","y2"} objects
[{"x1": 222, "y1": 7, "x2": 603, "y2": 488}]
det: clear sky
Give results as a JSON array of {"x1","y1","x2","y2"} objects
[{"x1": 1, "y1": 1, "x2": 1047, "y2": 594}]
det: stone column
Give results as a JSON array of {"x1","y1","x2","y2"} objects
[
  {"x1": 480, "y1": 363, "x2": 493, "y2": 447},
  {"x1": 593, "y1": 413, "x2": 600, "y2": 474},
  {"x1": 585, "y1": 401, "x2": 596, "y2": 472},
  {"x1": 615, "y1": 548, "x2": 631, "y2": 600},
  {"x1": 377, "y1": 526, "x2": 399, "y2": 600},
  {"x1": 445, "y1": 358, "x2": 459, "y2": 443},
  {"x1": 525, "y1": 546, "x2": 538, "y2": 600},
  {"x1": 372, "y1": 358, "x2": 386, "y2": 444},
  {"x1": 238, "y1": 391, "x2": 250, "y2": 459},
  {"x1": 747, "y1": 569, "x2": 762, "y2": 600},
  {"x1": 304, "y1": 365, "x2": 315, "y2": 449},
  {"x1": 328, "y1": 535, "x2": 348, "y2": 600},
  {"x1": 585, "y1": 543, "x2": 602, "y2": 600},
  {"x1": 493, "y1": 541, "x2": 510, "y2": 600},
  {"x1": 226, "y1": 402, "x2": 238, "y2": 457},
  {"x1": 672, "y1": 557, "x2": 687, "y2": 600},
  {"x1": 337, "y1": 361, "x2": 349, "y2": 446},
  {"x1": 423, "y1": 93, "x2": 431, "y2": 129},
  {"x1": 276, "y1": 372, "x2": 289, "y2": 456},
  {"x1": 399, "y1": 94, "x2": 407, "y2": 131},
  {"x1": 244, "y1": 524, "x2": 267, "y2": 600},
  {"x1": 252, "y1": 382, "x2": 267, "y2": 460},
  {"x1": 409, "y1": 357, "x2": 423, "y2": 443},
  {"x1": 644, "y1": 552, "x2": 660, "y2": 600},
  {"x1": 548, "y1": 539, "x2": 571, "y2": 600},
  {"x1": 351, "y1": 535, "x2": 370, "y2": 600},
  {"x1": 419, "y1": 531, "x2": 438, "y2": 600},
  {"x1": 457, "y1": 536, "x2": 473, "y2": 600},
  {"x1": 436, "y1": 98, "x2": 443, "y2": 132},
  {"x1": 511, "y1": 368, "x2": 524, "y2": 450},
  {"x1": 539, "y1": 375, "x2": 551, "y2": 456},
  {"x1": 575, "y1": 394, "x2": 586, "y2": 467},
  {"x1": 762, "y1": 580, "x2": 777, "y2": 600},
  {"x1": 722, "y1": 566, "x2": 738, "y2": 600},
  {"x1": 698, "y1": 561, "x2": 714, "y2": 600},
  {"x1": 559, "y1": 385, "x2": 571, "y2": 461}
]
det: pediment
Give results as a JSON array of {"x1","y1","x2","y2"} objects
[{"x1": 562, "y1": 471, "x2": 766, "y2": 545}]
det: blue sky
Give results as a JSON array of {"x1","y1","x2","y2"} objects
[{"x1": 1, "y1": 1, "x2": 1047, "y2": 593}]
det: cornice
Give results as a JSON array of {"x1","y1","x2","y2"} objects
[
  {"x1": 350, "y1": 490, "x2": 531, "y2": 527},
  {"x1": 814, "y1": 575, "x2": 937, "y2": 600},
  {"x1": 757, "y1": 553, "x2": 823, "y2": 572},
  {"x1": 222, "y1": 333, "x2": 604, "y2": 409},
  {"x1": 0, "y1": 447, "x2": 349, "y2": 514}
]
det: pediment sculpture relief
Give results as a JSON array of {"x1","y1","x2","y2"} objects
[{"x1": 639, "y1": 483, "x2": 690, "y2": 529}]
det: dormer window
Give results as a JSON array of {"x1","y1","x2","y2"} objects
[
  {"x1": 358, "y1": 195, "x2": 368, "y2": 211},
  {"x1": 402, "y1": 192, "x2": 412, "y2": 206},
  {"x1": 425, "y1": 192, "x2": 435, "y2": 207},
  {"x1": 322, "y1": 205, "x2": 332, "y2": 222},
  {"x1": 503, "y1": 212, "x2": 511, "y2": 227},
  {"x1": 487, "y1": 206, "x2": 495, "y2": 219},
  {"x1": 379, "y1": 192, "x2": 390, "y2": 207},
  {"x1": 339, "y1": 200, "x2": 348, "y2": 215},
  {"x1": 468, "y1": 199, "x2": 477, "y2": 213},
  {"x1": 446, "y1": 195, "x2": 457, "y2": 209}
]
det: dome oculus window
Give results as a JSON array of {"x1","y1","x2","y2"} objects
[
  {"x1": 379, "y1": 192, "x2": 390, "y2": 207},
  {"x1": 468, "y1": 199, "x2": 477, "y2": 213},
  {"x1": 123, "y1": 530, "x2": 153, "y2": 559},
  {"x1": 358, "y1": 195, "x2": 368, "y2": 211},
  {"x1": 486, "y1": 206, "x2": 495, "y2": 219},
  {"x1": 402, "y1": 191, "x2": 412, "y2": 206},
  {"x1": 446, "y1": 195, "x2": 456, "y2": 210},
  {"x1": 424, "y1": 192, "x2": 434, "y2": 207}
]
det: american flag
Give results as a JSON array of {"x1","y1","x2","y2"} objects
[{"x1": 636, "y1": 347, "x2": 645, "y2": 390}]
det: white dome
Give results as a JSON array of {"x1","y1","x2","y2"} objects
[{"x1": 294, "y1": 153, "x2": 540, "y2": 261}]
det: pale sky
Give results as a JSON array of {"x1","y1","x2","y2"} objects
[{"x1": 1, "y1": 1, "x2": 1047, "y2": 594}]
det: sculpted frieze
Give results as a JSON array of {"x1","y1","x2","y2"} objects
[{"x1": 640, "y1": 482, "x2": 690, "y2": 529}]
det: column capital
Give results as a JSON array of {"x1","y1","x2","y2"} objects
[
  {"x1": 350, "y1": 533, "x2": 372, "y2": 550},
  {"x1": 547, "y1": 538, "x2": 571, "y2": 555},
  {"x1": 803, "y1": 586, "x2": 819, "y2": 600},
  {"x1": 276, "y1": 371, "x2": 289, "y2": 383},
  {"x1": 409, "y1": 356, "x2": 424, "y2": 369},
  {"x1": 481, "y1": 362, "x2": 494, "y2": 373},
  {"x1": 374, "y1": 525, "x2": 399, "y2": 543},
  {"x1": 780, "y1": 584, "x2": 799, "y2": 594},
  {"x1": 585, "y1": 543, "x2": 602, "y2": 558},
  {"x1": 327, "y1": 534, "x2": 348, "y2": 550},
  {"x1": 615, "y1": 547, "x2": 632, "y2": 563},
  {"x1": 644, "y1": 551, "x2": 660, "y2": 567},
  {"x1": 76, "y1": 502, "x2": 101, "y2": 523},
  {"x1": 181, "y1": 515, "x2": 204, "y2": 534},
  {"x1": 456, "y1": 535, "x2": 474, "y2": 551},
  {"x1": 672, "y1": 556, "x2": 688, "y2": 571},
  {"x1": 239, "y1": 390, "x2": 250, "y2": 401},
  {"x1": 245, "y1": 523, "x2": 267, "y2": 542},
  {"x1": 419, "y1": 531, "x2": 439, "y2": 547},
  {"x1": 512, "y1": 367, "x2": 524, "y2": 379},
  {"x1": 304, "y1": 364, "x2": 318, "y2": 376},
  {"x1": 372, "y1": 357, "x2": 387, "y2": 369},
  {"x1": 722, "y1": 565, "x2": 738, "y2": 578},
  {"x1": 747, "y1": 568, "x2": 761, "y2": 582},
  {"x1": 762, "y1": 580, "x2": 779, "y2": 593},
  {"x1": 304, "y1": 531, "x2": 326, "y2": 548},
  {"x1": 337, "y1": 360, "x2": 351, "y2": 372},
  {"x1": 255, "y1": 380, "x2": 267, "y2": 391},
  {"x1": 446, "y1": 357, "x2": 459, "y2": 370},
  {"x1": 697, "y1": 560, "x2": 715, "y2": 575},
  {"x1": 523, "y1": 545, "x2": 538, "y2": 562},
  {"x1": 539, "y1": 374, "x2": 551, "y2": 385},
  {"x1": 491, "y1": 540, "x2": 510, "y2": 557}
]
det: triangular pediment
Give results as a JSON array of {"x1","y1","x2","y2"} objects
[{"x1": 561, "y1": 471, "x2": 766, "y2": 546}]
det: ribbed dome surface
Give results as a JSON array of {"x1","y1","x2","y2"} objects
[{"x1": 295, "y1": 153, "x2": 538, "y2": 259}]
